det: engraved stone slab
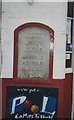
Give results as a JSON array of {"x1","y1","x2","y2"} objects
[{"x1": 17, "y1": 27, "x2": 50, "y2": 79}]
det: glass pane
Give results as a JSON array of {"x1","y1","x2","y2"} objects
[
  {"x1": 17, "y1": 26, "x2": 50, "y2": 79},
  {"x1": 66, "y1": 19, "x2": 72, "y2": 68}
]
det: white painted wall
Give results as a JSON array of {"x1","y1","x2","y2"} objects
[{"x1": 1, "y1": 2, "x2": 67, "y2": 78}]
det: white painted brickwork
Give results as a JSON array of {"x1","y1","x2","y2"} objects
[{"x1": 1, "y1": 2, "x2": 67, "y2": 78}]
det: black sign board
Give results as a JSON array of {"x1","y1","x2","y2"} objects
[{"x1": 6, "y1": 86, "x2": 58, "y2": 119}]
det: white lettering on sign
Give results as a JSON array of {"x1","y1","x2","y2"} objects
[
  {"x1": 11, "y1": 96, "x2": 27, "y2": 114},
  {"x1": 10, "y1": 95, "x2": 56, "y2": 119}
]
